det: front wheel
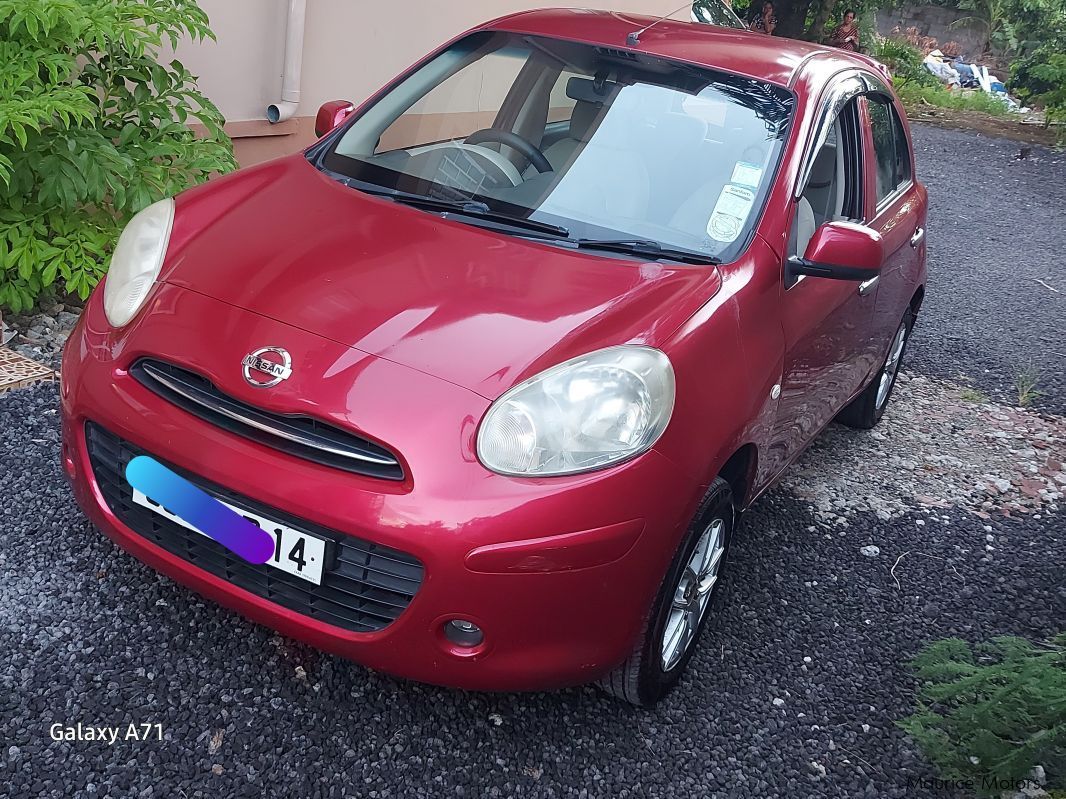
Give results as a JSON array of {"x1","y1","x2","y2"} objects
[
  {"x1": 597, "y1": 478, "x2": 734, "y2": 707},
  {"x1": 837, "y1": 308, "x2": 914, "y2": 429}
]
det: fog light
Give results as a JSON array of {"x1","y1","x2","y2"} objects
[{"x1": 443, "y1": 619, "x2": 483, "y2": 647}]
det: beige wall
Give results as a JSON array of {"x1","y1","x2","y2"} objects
[{"x1": 171, "y1": 0, "x2": 685, "y2": 165}]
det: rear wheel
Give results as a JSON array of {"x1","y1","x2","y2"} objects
[
  {"x1": 837, "y1": 308, "x2": 914, "y2": 429},
  {"x1": 597, "y1": 478, "x2": 734, "y2": 707}
]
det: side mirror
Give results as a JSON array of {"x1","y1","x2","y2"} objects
[
  {"x1": 789, "y1": 221, "x2": 884, "y2": 281},
  {"x1": 315, "y1": 100, "x2": 355, "y2": 138}
]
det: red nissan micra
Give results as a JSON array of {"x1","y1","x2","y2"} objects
[{"x1": 62, "y1": 10, "x2": 926, "y2": 706}]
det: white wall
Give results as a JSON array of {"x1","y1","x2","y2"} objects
[{"x1": 170, "y1": 0, "x2": 685, "y2": 123}]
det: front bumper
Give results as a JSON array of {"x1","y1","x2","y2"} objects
[{"x1": 61, "y1": 284, "x2": 703, "y2": 690}]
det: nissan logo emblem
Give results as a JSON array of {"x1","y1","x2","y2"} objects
[{"x1": 241, "y1": 347, "x2": 292, "y2": 388}]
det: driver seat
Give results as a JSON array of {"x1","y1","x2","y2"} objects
[
  {"x1": 541, "y1": 100, "x2": 602, "y2": 172},
  {"x1": 790, "y1": 135, "x2": 843, "y2": 257}
]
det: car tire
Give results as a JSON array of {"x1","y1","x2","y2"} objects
[
  {"x1": 597, "y1": 478, "x2": 735, "y2": 707},
  {"x1": 836, "y1": 308, "x2": 915, "y2": 430}
]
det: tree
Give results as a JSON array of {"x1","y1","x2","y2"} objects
[
  {"x1": 956, "y1": 0, "x2": 1066, "y2": 55},
  {"x1": 774, "y1": 0, "x2": 816, "y2": 38},
  {"x1": 807, "y1": 0, "x2": 842, "y2": 41}
]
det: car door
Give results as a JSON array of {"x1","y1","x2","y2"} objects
[
  {"x1": 862, "y1": 92, "x2": 927, "y2": 353},
  {"x1": 764, "y1": 77, "x2": 881, "y2": 477}
]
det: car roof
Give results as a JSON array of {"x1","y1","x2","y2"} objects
[{"x1": 479, "y1": 7, "x2": 877, "y2": 89}]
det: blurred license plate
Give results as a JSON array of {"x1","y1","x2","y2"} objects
[{"x1": 132, "y1": 489, "x2": 327, "y2": 585}]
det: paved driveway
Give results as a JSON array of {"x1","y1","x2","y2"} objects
[{"x1": 1, "y1": 125, "x2": 1063, "y2": 798}]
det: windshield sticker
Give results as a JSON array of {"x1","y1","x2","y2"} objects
[
  {"x1": 731, "y1": 161, "x2": 763, "y2": 189},
  {"x1": 707, "y1": 185, "x2": 755, "y2": 243}
]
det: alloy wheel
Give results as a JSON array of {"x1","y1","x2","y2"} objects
[
  {"x1": 660, "y1": 518, "x2": 726, "y2": 671},
  {"x1": 875, "y1": 321, "x2": 908, "y2": 410}
]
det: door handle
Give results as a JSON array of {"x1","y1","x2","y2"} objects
[
  {"x1": 910, "y1": 227, "x2": 925, "y2": 248},
  {"x1": 858, "y1": 275, "x2": 879, "y2": 296}
]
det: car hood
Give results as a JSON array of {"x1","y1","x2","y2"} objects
[{"x1": 163, "y1": 156, "x2": 722, "y2": 399}]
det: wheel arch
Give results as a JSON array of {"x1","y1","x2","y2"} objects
[
  {"x1": 909, "y1": 285, "x2": 925, "y2": 315},
  {"x1": 717, "y1": 443, "x2": 759, "y2": 510}
]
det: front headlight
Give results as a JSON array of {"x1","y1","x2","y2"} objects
[
  {"x1": 477, "y1": 345, "x2": 675, "y2": 477},
  {"x1": 103, "y1": 198, "x2": 175, "y2": 328}
]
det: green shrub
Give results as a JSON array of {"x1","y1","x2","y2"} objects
[
  {"x1": 1035, "y1": 59, "x2": 1066, "y2": 110},
  {"x1": 899, "y1": 634, "x2": 1066, "y2": 795},
  {"x1": 1012, "y1": 46, "x2": 1064, "y2": 101},
  {"x1": 1028, "y1": 51, "x2": 1066, "y2": 136},
  {"x1": 0, "y1": 0, "x2": 236, "y2": 312}
]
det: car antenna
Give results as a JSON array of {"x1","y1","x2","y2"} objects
[{"x1": 626, "y1": 3, "x2": 692, "y2": 46}]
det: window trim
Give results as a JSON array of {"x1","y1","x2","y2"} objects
[{"x1": 792, "y1": 72, "x2": 866, "y2": 202}]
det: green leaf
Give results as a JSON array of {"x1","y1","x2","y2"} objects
[
  {"x1": 0, "y1": 0, "x2": 236, "y2": 312},
  {"x1": 41, "y1": 259, "x2": 58, "y2": 286}
]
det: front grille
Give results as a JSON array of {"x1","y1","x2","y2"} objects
[
  {"x1": 130, "y1": 358, "x2": 404, "y2": 480},
  {"x1": 85, "y1": 422, "x2": 423, "y2": 633}
]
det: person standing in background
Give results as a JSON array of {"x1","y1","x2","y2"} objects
[
  {"x1": 828, "y1": 9, "x2": 861, "y2": 51},
  {"x1": 749, "y1": 1, "x2": 777, "y2": 34}
]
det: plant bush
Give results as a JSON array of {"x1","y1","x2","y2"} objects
[
  {"x1": 0, "y1": 0, "x2": 236, "y2": 312},
  {"x1": 899, "y1": 634, "x2": 1066, "y2": 796},
  {"x1": 874, "y1": 36, "x2": 942, "y2": 88},
  {"x1": 1030, "y1": 52, "x2": 1066, "y2": 126},
  {"x1": 1012, "y1": 45, "x2": 1066, "y2": 142}
]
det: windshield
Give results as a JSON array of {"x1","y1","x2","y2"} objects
[{"x1": 321, "y1": 32, "x2": 794, "y2": 263}]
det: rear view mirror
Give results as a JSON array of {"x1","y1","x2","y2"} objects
[
  {"x1": 315, "y1": 100, "x2": 355, "y2": 138},
  {"x1": 789, "y1": 221, "x2": 883, "y2": 281}
]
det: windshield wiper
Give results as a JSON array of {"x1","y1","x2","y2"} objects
[
  {"x1": 567, "y1": 238, "x2": 721, "y2": 265},
  {"x1": 324, "y1": 171, "x2": 717, "y2": 263},
  {"x1": 350, "y1": 182, "x2": 571, "y2": 238}
]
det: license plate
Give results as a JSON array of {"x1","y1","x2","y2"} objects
[{"x1": 132, "y1": 489, "x2": 328, "y2": 585}]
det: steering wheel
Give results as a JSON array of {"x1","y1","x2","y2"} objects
[{"x1": 465, "y1": 129, "x2": 553, "y2": 174}]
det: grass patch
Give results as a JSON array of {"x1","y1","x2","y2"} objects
[
  {"x1": 1016, "y1": 363, "x2": 1044, "y2": 407},
  {"x1": 959, "y1": 387, "x2": 990, "y2": 404},
  {"x1": 897, "y1": 82, "x2": 1012, "y2": 117}
]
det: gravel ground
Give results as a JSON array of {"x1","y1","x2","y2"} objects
[
  {"x1": 1, "y1": 382, "x2": 1062, "y2": 799},
  {"x1": 1, "y1": 124, "x2": 1064, "y2": 798},
  {"x1": 907, "y1": 126, "x2": 1066, "y2": 415},
  {"x1": 1, "y1": 301, "x2": 80, "y2": 370},
  {"x1": 780, "y1": 371, "x2": 1065, "y2": 523}
]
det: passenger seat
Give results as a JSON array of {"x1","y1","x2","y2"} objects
[{"x1": 535, "y1": 93, "x2": 651, "y2": 222}]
